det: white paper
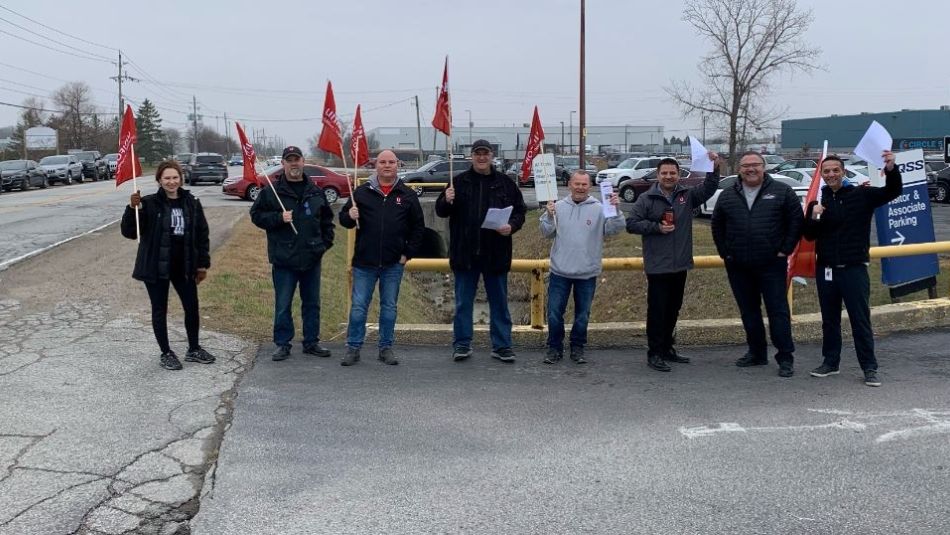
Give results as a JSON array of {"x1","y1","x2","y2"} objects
[
  {"x1": 532, "y1": 153, "x2": 559, "y2": 202},
  {"x1": 481, "y1": 206, "x2": 513, "y2": 230},
  {"x1": 689, "y1": 138, "x2": 714, "y2": 173},
  {"x1": 853, "y1": 121, "x2": 892, "y2": 169},
  {"x1": 599, "y1": 182, "x2": 617, "y2": 218}
]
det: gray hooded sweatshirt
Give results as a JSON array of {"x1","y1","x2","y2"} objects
[{"x1": 540, "y1": 195, "x2": 626, "y2": 279}]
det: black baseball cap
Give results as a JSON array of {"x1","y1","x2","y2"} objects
[
  {"x1": 470, "y1": 139, "x2": 493, "y2": 153},
  {"x1": 282, "y1": 146, "x2": 303, "y2": 159}
]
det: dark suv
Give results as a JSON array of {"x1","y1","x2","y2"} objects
[
  {"x1": 926, "y1": 160, "x2": 950, "y2": 203},
  {"x1": 74, "y1": 151, "x2": 108, "y2": 181},
  {"x1": 187, "y1": 153, "x2": 227, "y2": 184},
  {"x1": 398, "y1": 159, "x2": 472, "y2": 196}
]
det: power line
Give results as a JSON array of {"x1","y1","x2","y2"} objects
[
  {"x1": 0, "y1": 3, "x2": 116, "y2": 51},
  {"x1": 0, "y1": 99, "x2": 117, "y2": 118},
  {"x1": 0, "y1": 28, "x2": 112, "y2": 64},
  {"x1": 0, "y1": 15, "x2": 114, "y2": 62}
]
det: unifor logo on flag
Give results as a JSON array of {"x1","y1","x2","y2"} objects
[
  {"x1": 520, "y1": 106, "x2": 544, "y2": 181},
  {"x1": 114, "y1": 104, "x2": 142, "y2": 187},
  {"x1": 350, "y1": 104, "x2": 369, "y2": 167},
  {"x1": 431, "y1": 56, "x2": 451, "y2": 136},
  {"x1": 235, "y1": 122, "x2": 260, "y2": 186},
  {"x1": 317, "y1": 80, "x2": 343, "y2": 158}
]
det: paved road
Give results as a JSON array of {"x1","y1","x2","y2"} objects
[{"x1": 192, "y1": 336, "x2": 950, "y2": 534}]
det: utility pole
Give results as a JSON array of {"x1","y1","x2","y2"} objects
[
  {"x1": 432, "y1": 86, "x2": 438, "y2": 152},
  {"x1": 560, "y1": 121, "x2": 564, "y2": 154},
  {"x1": 578, "y1": 0, "x2": 587, "y2": 169},
  {"x1": 224, "y1": 112, "x2": 232, "y2": 156},
  {"x1": 191, "y1": 96, "x2": 199, "y2": 153},
  {"x1": 702, "y1": 115, "x2": 707, "y2": 145},
  {"x1": 414, "y1": 95, "x2": 423, "y2": 164},
  {"x1": 110, "y1": 50, "x2": 137, "y2": 119}
]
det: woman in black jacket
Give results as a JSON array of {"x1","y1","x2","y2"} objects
[{"x1": 121, "y1": 160, "x2": 215, "y2": 371}]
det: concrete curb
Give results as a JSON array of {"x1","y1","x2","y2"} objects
[{"x1": 363, "y1": 298, "x2": 950, "y2": 348}]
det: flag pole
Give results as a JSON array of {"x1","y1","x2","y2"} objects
[
  {"x1": 256, "y1": 159, "x2": 298, "y2": 235},
  {"x1": 538, "y1": 136, "x2": 557, "y2": 229},
  {"x1": 131, "y1": 144, "x2": 140, "y2": 244},
  {"x1": 447, "y1": 134, "x2": 453, "y2": 189},
  {"x1": 338, "y1": 142, "x2": 359, "y2": 229}
]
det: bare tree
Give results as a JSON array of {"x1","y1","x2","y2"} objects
[
  {"x1": 163, "y1": 128, "x2": 183, "y2": 154},
  {"x1": 667, "y1": 0, "x2": 820, "y2": 169},
  {"x1": 49, "y1": 82, "x2": 96, "y2": 149}
]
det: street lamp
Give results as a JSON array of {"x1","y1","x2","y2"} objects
[
  {"x1": 465, "y1": 109, "x2": 472, "y2": 146},
  {"x1": 560, "y1": 121, "x2": 565, "y2": 154},
  {"x1": 569, "y1": 110, "x2": 576, "y2": 154}
]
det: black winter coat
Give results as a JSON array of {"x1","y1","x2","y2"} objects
[
  {"x1": 121, "y1": 188, "x2": 210, "y2": 283},
  {"x1": 802, "y1": 166, "x2": 902, "y2": 267},
  {"x1": 249, "y1": 172, "x2": 335, "y2": 271},
  {"x1": 339, "y1": 178, "x2": 425, "y2": 268},
  {"x1": 711, "y1": 175, "x2": 804, "y2": 268},
  {"x1": 434, "y1": 167, "x2": 527, "y2": 274}
]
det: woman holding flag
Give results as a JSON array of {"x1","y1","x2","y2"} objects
[{"x1": 121, "y1": 160, "x2": 215, "y2": 371}]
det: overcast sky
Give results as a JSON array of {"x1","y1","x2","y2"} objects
[{"x1": 1, "y1": 0, "x2": 946, "y2": 148}]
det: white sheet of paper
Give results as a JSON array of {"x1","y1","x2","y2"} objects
[
  {"x1": 689, "y1": 138, "x2": 714, "y2": 173},
  {"x1": 481, "y1": 206, "x2": 513, "y2": 230},
  {"x1": 599, "y1": 182, "x2": 617, "y2": 218},
  {"x1": 853, "y1": 121, "x2": 892, "y2": 169}
]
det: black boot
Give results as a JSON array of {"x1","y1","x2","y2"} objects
[{"x1": 647, "y1": 352, "x2": 671, "y2": 372}]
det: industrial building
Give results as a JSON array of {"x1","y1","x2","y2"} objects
[{"x1": 781, "y1": 107, "x2": 950, "y2": 155}]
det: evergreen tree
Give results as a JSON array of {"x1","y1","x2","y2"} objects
[{"x1": 135, "y1": 99, "x2": 165, "y2": 163}]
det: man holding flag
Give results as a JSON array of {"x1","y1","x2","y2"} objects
[
  {"x1": 251, "y1": 146, "x2": 336, "y2": 362},
  {"x1": 338, "y1": 150, "x2": 425, "y2": 366},
  {"x1": 802, "y1": 152, "x2": 901, "y2": 387}
]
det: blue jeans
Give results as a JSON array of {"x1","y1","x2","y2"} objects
[
  {"x1": 346, "y1": 263, "x2": 405, "y2": 349},
  {"x1": 453, "y1": 266, "x2": 513, "y2": 351},
  {"x1": 546, "y1": 273, "x2": 597, "y2": 351},
  {"x1": 272, "y1": 263, "x2": 321, "y2": 348}
]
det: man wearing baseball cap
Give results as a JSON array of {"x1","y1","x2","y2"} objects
[
  {"x1": 435, "y1": 140, "x2": 527, "y2": 363},
  {"x1": 251, "y1": 145, "x2": 336, "y2": 362}
]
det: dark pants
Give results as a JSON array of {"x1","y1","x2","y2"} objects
[
  {"x1": 144, "y1": 274, "x2": 200, "y2": 354},
  {"x1": 725, "y1": 259, "x2": 795, "y2": 363},
  {"x1": 816, "y1": 264, "x2": 876, "y2": 371},
  {"x1": 272, "y1": 263, "x2": 321, "y2": 348},
  {"x1": 452, "y1": 260, "x2": 512, "y2": 351},
  {"x1": 546, "y1": 273, "x2": 597, "y2": 351},
  {"x1": 646, "y1": 271, "x2": 688, "y2": 356}
]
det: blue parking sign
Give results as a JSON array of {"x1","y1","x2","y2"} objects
[{"x1": 874, "y1": 182, "x2": 939, "y2": 286}]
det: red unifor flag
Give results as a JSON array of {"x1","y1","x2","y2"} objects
[
  {"x1": 114, "y1": 104, "x2": 142, "y2": 187},
  {"x1": 786, "y1": 146, "x2": 827, "y2": 288},
  {"x1": 520, "y1": 106, "x2": 545, "y2": 181},
  {"x1": 317, "y1": 81, "x2": 343, "y2": 158},
  {"x1": 350, "y1": 105, "x2": 369, "y2": 167},
  {"x1": 431, "y1": 57, "x2": 451, "y2": 136},
  {"x1": 235, "y1": 122, "x2": 260, "y2": 186}
]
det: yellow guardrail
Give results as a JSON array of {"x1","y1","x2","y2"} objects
[{"x1": 397, "y1": 242, "x2": 950, "y2": 329}]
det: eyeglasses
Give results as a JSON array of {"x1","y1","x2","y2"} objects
[{"x1": 739, "y1": 163, "x2": 764, "y2": 169}]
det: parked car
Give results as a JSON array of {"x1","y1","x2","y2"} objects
[
  {"x1": 222, "y1": 164, "x2": 351, "y2": 203},
  {"x1": 398, "y1": 159, "x2": 472, "y2": 196},
  {"x1": 927, "y1": 161, "x2": 950, "y2": 203},
  {"x1": 555, "y1": 156, "x2": 598, "y2": 184},
  {"x1": 595, "y1": 157, "x2": 666, "y2": 187},
  {"x1": 265, "y1": 156, "x2": 283, "y2": 166},
  {"x1": 174, "y1": 153, "x2": 194, "y2": 181},
  {"x1": 780, "y1": 167, "x2": 870, "y2": 187},
  {"x1": 228, "y1": 155, "x2": 243, "y2": 166},
  {"x1": 74, "y1": 150, "x2": 107, "y2": 181},
  {"x1": 103, "y1": 153, "x2": 118, "y2": 179},
  {"x1": 0, "y1": 159, "x2": 48, "y2": 191},
  {"x1": 762, "y1": 154, "x2": 786, "y2": 170},
  {"x1": 186, "y1": 153, "x2": 228, "y2": 184},
  {"x1": 699, "y1": 173, "x2": 804, "y2": 217},
  {"x1": 770, "y1": 158, "x2": 818, "y2": 173},
  {"x1": 616, "y1": 167, "x2": 697, "y2": 203},
  {"x1": 39, "y1": 154, "x2": 83, "y2": 185}
]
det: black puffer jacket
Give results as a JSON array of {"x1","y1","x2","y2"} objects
[
  {"x1": 121, "y1": 188, "x2": 210, "y2": 283},
  {"x1": 434, "y1": 167, "x2": 527, "y2": 274},
  {"x1": 339, "y1": 177, "x2": 425, "y2": 268},
  {"x1": 711, "y1": 175, "x2": 803, "y2": 267},
  {"x1": 802, "y1": 166, "x2": 902, "y2": 267},
  {"x1": 250, "y1": 172, "x2": 335, "y2": 271}
]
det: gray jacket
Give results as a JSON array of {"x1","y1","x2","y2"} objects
[
  {"x1": 540, "y1": 195, "x2": 625, "y2": 279},
  {"x1": 626, "y1": 172, "x2": 719, "y2": 274}
]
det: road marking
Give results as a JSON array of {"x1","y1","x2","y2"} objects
[
  {"x1": 0, "y1": 219, "x2": 119, "y2": 272},
  {"x1": 680, "y1": 420, "x2": 865, "y2": 439}
]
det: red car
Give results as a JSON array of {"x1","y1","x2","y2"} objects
[{"x1": 222, "y1": 164, "x2": 352, "y2": 203}]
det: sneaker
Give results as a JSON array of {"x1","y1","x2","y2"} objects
[
  {"x1": 303, "y1": 343, "x2": 332, "y2": 358},
  {"x1": 378, "y1": 347, "x2": 399, "y2": 365},
  {"x1": 864, "y1": 370, "x2": 882, "y2": 387},
  {"x1": 570, "y1": 346, "x2": 587, "y2": 364},
  {"x1": 735, "y1": 353, "x2": 768, "y2": 367},
  {"x1": 647, "y1": 352, "x2": 671, "y2": 372},
  {"x1": 271, "y1": 346, "x2": 291, "y2": 361},
  {"x1": 662, "y1": 348, "x2": 689, "y2": 364},
  {"x1": 778, "y1": 362, "x2": 794, "y2": 378},
  {"x1": 810, "y1": 364, "x2": 840, "y2": 378},
  {"x1": 452, "y1": 346, "x2": 473, "y2": 362},
  {"x1": 184, "y1": 346, "x2": 216, "y2": 364},
  {"x1": 490, "y1": 347, "x2": 516, "y2": 363},
  {"x1": 341, "y1": 347, "x2": 360, "y2": 366},
  {"x1": 160, "y1": 351, "x2": 183, "y2": 371},
  {"x1": 543, "y1": 348, "x2": 563, "y2": 364}
]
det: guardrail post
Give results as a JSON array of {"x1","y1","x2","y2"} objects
[{"x1": 530, "y1": 268, "x2": 545, "y2": 329}]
